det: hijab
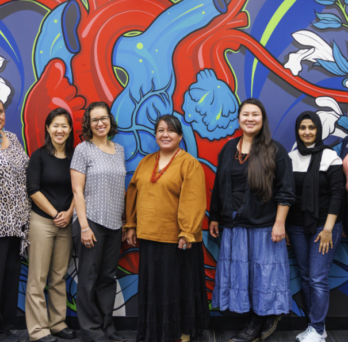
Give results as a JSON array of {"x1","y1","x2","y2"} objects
[{"x1": 295, "y1": 111, "x2": 333, "y2": 233}]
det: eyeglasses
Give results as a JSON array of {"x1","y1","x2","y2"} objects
[{"x1": 91, "y1": 116, "x2": 110, "y2": 125}]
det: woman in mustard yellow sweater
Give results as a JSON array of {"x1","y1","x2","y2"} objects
[{"x1": 125, "y1": 115, "x2": 209, "y2": 342}]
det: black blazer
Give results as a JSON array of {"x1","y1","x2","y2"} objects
[
  {"x1": 210, "y1": 137, "x2": 296, "y2": 228},
  {"x1": 340, "y1": 136, "x2": 348, "y2": 236}
]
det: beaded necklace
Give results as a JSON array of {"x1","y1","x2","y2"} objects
[
  {"x1": 150, "y1": 148, "x2": 181, "y2": 183},
  {"x1": 234, "y1": 135, "x2": 250, "y2": 164},
  {"x1": 0, "y1": 129, "x2": 4, "y2": 149}
]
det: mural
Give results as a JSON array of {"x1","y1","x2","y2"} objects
[{"x1": 1, "y1": 0, "x2": 348, "y2": 319}]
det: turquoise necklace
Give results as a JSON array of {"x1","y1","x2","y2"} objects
[{"x1": 0, "y1": 128, "x2": 4, "y2": 148}]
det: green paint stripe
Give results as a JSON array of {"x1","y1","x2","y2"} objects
[
  {"x1": 50, "y1": 33, "x2": 61, "y2": 57},
  {"x1": 0, "y1": 30, "x2": 19, "y2": 61},
  {"x1": 20, "y1": 0, "x2": 50, "y2": 11},
  {"x1": 198, "y1": 91, "x2": 210, "y2": 104},
  {"x1": 118, "y1": 265, "x2": 132, "y2": 275},
  {"x1": 80, "y1": 0, "x2": 89, "y2": 12},
  {"x1": 251, "y1": 0, "x2": 296, "y2": 97},
  {"x1": 216, "y1": 108, "x2": 221, "y2": 120},
  {"x1": 171, "y1": 4, "x2": 204, "y2": 23}
]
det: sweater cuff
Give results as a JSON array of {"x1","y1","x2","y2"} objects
[
  {"x1": 209, "y1": 213, "x2": 220, "y2": 223},
  {"x1": 178, "y1": 232, "x2": 196, "y2": 243},
  {"x1": 328, "y1": 200, "x2": 342, "y2": 216},
  {"x1": 124, "y1": 223, "x2": 136, "y2": 230}
]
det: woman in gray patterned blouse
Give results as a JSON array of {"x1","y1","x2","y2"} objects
[
  {"x1": 70, "y1": 102, "x2": 126, "y2": 342},
  {"x1": 0, "y1": 100, "x2": 31, "y2": 342}
]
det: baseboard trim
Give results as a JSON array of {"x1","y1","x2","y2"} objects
[{"x1": 15, "y1": 316, "x2": 348, "y2": 331}]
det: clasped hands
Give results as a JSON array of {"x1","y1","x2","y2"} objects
[{"x1": 53, "y1": 211, "x2": 72, "y2": 228}]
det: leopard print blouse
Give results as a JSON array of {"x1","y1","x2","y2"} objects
[{"x1": 0, "y1": 131, "x2": 31, "y2": 254}]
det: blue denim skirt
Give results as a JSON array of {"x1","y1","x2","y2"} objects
[{"x1": 212, "y1": 225, "x2": 292, "y2": 316}]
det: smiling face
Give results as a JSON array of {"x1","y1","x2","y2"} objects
[
  {"x1": 46, "y1": 115, "x2": 72, "y2": 147},
  {"x1": 0, "y1": 102, "x2": 5, "y2": 131},
  {"x1": 155, "y1": 120, "x2": 182, "y2": 153},
  {"x1": 90, "y1": 107, "x2": 111, "y2": 139},
  {"x1": 238, "y1": 103, "x2": 263, "y2": 137},
  {"x1": 298, "y1": 118, "x2": 317, "y2": 147}
]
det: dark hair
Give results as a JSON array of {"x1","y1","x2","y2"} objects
[
  {"x1": 42, "y1": 108, "x2": 74, "y2": 159},
  {"x1": 82, "y1": 101, "x2": 118, "y2": 141},
  {"x1": 154, "y1": 115, "x2": 183, "y2": 135},
  {"x1": 238, "y1": 98, "x2": 276, "y2": 202}
]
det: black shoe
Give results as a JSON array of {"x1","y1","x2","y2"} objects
[
  {"x1": 35, "y1": 335, "x2": 58, "y2": 342},
  {"x1": 54, "y1": 328, "x2": 76, "y2": 340},
  {"x1": 108, "y1": 332, "x2": 126, "y2": 342},
  {"x1": 260, "y1": 315, "x2": 282, "y2": 340},
  {"x1": 230, "y1": 312, "x2": 264, "y2": 342}
]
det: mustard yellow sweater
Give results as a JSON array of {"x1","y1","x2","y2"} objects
[{"x1": 125, "y1": 150, "x2": 206, "y2": 243}]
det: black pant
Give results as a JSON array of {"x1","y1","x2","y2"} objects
[
  {"x1": 72, "y1": 220, "x2": 122, "y2": 342},
  {"x1": 0, "y1": 237, "x2": 21, "y2": 341}
]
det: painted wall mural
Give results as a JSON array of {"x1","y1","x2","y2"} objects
[{"x1": 1, "y1": 0, "x2": 348, "y2": 318}]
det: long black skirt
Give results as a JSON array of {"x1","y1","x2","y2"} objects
[{"x1": 137, "y1": 239, "x2": 210, "y2": 342}]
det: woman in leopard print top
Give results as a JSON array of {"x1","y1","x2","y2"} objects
[{"x1": 0, "y1": 101, "x2": 31, "y2": 342}]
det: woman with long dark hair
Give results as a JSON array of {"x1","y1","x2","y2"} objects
[
  {"x1": 286, "y1": 111, "x2": 343, "y2": 342},
  {"x1": 209, "y1": 98, "x2": 296, "y2": 342},
  {"x1": 26, "y1": 108, "x2": 75, "y2": 342},
  {"x1": 71, "y1": 102, "x2": 126, "y2": 342}
]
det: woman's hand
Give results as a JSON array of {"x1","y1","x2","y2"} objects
[
  {"x1": 272, "y1": 221, "x2": 286, "y2": 242},
  {"x1": 315, "y1": 229, "x2": 333, "y2": 254},
  {"x1": 122, "y1": 228, "x2": 127, "y2": 242},
  {"x1": 209, "y1": 221, "x2": 219, "y2": 238},
  {"x1": 81, "y1": 228, "x2": 97, "y2": 249},
  {"x1": 54, "y1": 211, "x2": 72, "y2": 228},
  {"x1": 178, "y1": 237, "x2": 192, "y2": 250},
  {"x1": 126, "y1": 228, "x2": 137, "y2": 247}
]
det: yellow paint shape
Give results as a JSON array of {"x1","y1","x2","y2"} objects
[
  {"x1": 216, "y1": 110, "x2": 221, "y2": 121},
  {"x1": 139, "y1": 59, "x2": 143, "y2": 63},
  {"x1": 54, "y1": 19, "x2": 58, "y2": 23},
  {"x1": 136, "y1": 42, "x2": 143, "y2": 49},
  {"x1": 198, "y1": 92, "x2": 210, "y2": 104}
]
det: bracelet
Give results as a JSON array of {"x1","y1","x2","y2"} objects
[
  {"x1": 53, "y1": 212, "x2": 59, "y2": 219},
  {"x1": 81, "y1": 227, "x2": 90, "y2": 233}
]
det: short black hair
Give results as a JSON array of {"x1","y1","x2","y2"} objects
[{"x1": 154, "y1": 115, "x2": 183, "y2": 135}]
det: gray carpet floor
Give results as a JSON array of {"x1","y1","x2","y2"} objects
[{"x1": 12, "y1": 330, "x2": 348, "y2": 342}]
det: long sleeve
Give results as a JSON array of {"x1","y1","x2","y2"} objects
[
  {"x1": 177, "y1": 159, "x2": 206, "y2": 243},
  {"x1": 125, "y1": 159, "x2": 144, "y2": 229},
  {"x1": 327, "y1": 164, "x2": 344, "y2": 216},
  {"x1": 125, "y1": 176, "x2": 138, "y2": 229},
  {"x1": 27, "y1": 149, "x2": 42, "y2": 197},
  {"x1": 273, "y1": 143, "x2": 296, "y2": 206},
  {"x1": 209, "y1": 149, "x2": 223, "y2": 222}
]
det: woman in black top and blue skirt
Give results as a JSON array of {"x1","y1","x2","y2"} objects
[
  {"x1": 209, "y1": 98, "x2": 296, "y2": 342},
  {"x1": 286, "y1": 111, "x2": 343, "y2": 342},
  {"x1": 26, "y1": 108, "x2": 75, "y2": 342}
]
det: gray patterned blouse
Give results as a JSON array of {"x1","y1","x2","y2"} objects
[
  {"x1": 71, "y1": 141, "x2": 126, "y2": 230},
  {"x1": 0, "y1": 131, "x2": 31, "y2": 254}
]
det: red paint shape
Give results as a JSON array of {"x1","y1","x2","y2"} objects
[
  {"x1": 71, "y1": 0, "x2": 169, "y2": 105},
  {"x1": 23, "y1": 59, "x2": 85, "y2": 155}
]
